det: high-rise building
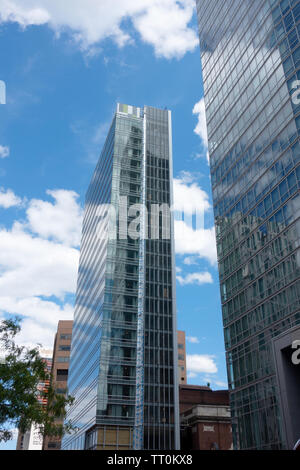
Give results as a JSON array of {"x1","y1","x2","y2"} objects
[
  {"x1": 16, "y1": 350, "x2": 52, "y2": 450},
  {"x1": 43, "y1": 320, "x2": 73, "y2": 450},
  {"x1": 196, "y1": 0, "x2": 300, "y2": 449},
  {"x1": 62, "y1": 103, "x2": 180, "y2": 450},
  {"x1": 177, "y1": 331, "x2": 187, "y2": 384}
]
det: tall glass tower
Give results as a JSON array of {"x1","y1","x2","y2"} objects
[
  {"x1": 62, "y1": 103, "x2": 180, "y2": 450},
  {"x1": 196, "y1": 0, "x2": 300, "y2": 449}
]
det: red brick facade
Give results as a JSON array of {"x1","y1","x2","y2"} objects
[
  {"x1": 180, "y1": 385, "x2": 233, "y2": 450},
  {"x1": 43, "y1": 320, "x2": 73, "y2": 450}
]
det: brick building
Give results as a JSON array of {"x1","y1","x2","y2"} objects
[
  {"x1": 179, "y1": 384, "x2": 232, "y2": 450},
  {"x1": 177, "y1": 331, "x2": 187, "y2": 385},
  {"x1": 43, "y1": 320, "x2": 73, "y2": 450}
]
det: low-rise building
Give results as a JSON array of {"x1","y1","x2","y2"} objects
[{"x1": 179, "y1": 384, "x2": 232, "y2": 450}]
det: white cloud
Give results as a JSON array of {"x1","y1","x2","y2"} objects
[
  {"x1": 187, "y1": 354, "x2": 217, "y2": 374},
  {"x1": 0, "y1": 299, "x2": 74, "y2": 349},
  {"x1": 187, "y1": 371, "x2": 197, "y2": 379},
  {"x1": 0, "y1": 188, "x2": 82, "y2": 349},
  {"x1": 201, "y1": 377, "x2": 228, "y2": 389},
  {"x1": 193, "y1": 98, "x2": 208, "y2": 147},
  {"x1": 176, "y1": 170, "x2": 198, "y2": 184},
  {"x1": 0, "y1": 145, "x2": 9, "y2": 158},
  {"x1": 214, "y1": 380, "x2": 228, "y2": 388},
  {"x1": 175, "y1": 221, "x2": 217, "y2": 265},
  {"x1": 132, "y1": 0, "x2": 198, "y2": 59},
  {"x1": 187, "y1": 336, "x2": 199, "y2": 344},
  {"x1": 0, "y1": 188, "x2": 23, "y2": 208},
  {"x1": 177, "y1": 271, "x2": 213, "y2": 286},
  {"x1": 26, "y1": 189, "x2": 83, "y2": 246},
  {"x1": 183, "y1": 256, "x2": 199, "y2": 265},
  {"x1": 173, "y1": 172, "x2": 217, "y2": 264},
  {"x1": 193, "y1": 99, "x2": 210, "y2": 164},
  {"x1": 0, "y1": 0, "x2": 198, "y2": 59},
  {"x1": 173, "y1": 175, "x2": 210, "y2": 216},
  {"x1": 0, "y1": 225, "x2": 79, "y2": 299}
]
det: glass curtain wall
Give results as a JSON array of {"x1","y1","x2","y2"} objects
[
  {"x1": 196, "y1": 0, "x2": 300, "y2": 449},
  {"x1": 143, "y1": 106, "x2": 179, "y2": 450},
  {"x1": 62, "y1": 104, "x2": 179, "y2": 450}
]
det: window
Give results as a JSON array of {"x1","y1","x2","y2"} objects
[
  {"x1": 56, "y1": 369, "x2": 68, "y2": 381},
  {"x1": 59, "y1": 345, "x2": 70, "y2": 351},
  {"x1": 60, "y1": 334, "x2": 72, "y2": 340},
  {"x1": 47, "y1": 442, "x2": 58, "y2": 449},
  {"x1": 57, "y1": 356, "x2": 69, "y2": 363},
  {"x1": 178, "y1": 343, "x2": 184, "y2": 350},
  {"x1": 178, "y1": 354, "x2": 185, "y2": 361}
]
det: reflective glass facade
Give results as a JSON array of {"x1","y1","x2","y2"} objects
[
  {"x1": 62, "y1": 104, "x2": 179, "y2": 450},
  {"x1": 196, "y1": 0, "x2": 300, "y2": 449}
]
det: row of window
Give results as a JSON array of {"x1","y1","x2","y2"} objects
[
  {"x1": 225, "y1": 300, "x2": 300, "y2": 349},
  {"x1": 218, "y1": 173, "x2": 299, "y2": 278},
  {"x1": 58, "y1": 345, "x2": 70, "y2": 351},
  {"x1": 203, "y1": 0, "x2": 264, "y2": 95},
  {"x1": 208, "y1": 0, "x2": 300, "y2": 133},
  {"x1": 205, "y1": 1, "x2": 272, "y2": 122},
  {"x1": 210, "y1": 46, "x2": 284, "y2": 157},
  {"x1": 212, "y1": 86, "x2": 293, "y2": 187},
  {"x1": 204, "y1": 0, "x2": 297, "y2": 122},
  {"x1": 57, "y1": 357, "x2": 69, "y2": 363},
  {"x1": 222, "y1": 251, "x2": 299, "y2": 315},
  {"x1": 217, "y1": 192, "x2": 299, "y2": 262},
  {"x1": 230, "y1": 373, "x2": 282, "y2": 449},
  {"x1": 210, "y1": 31, "x2": 300, "y2": 170},
  {"x1": 214, "y1": 125, "x2": 299, "y2": 224},
  {"x1": 115, "y1": 116, "x2": 143, "y2": 135},
  {"x1": 223, "y1": 275, "x2": 299, "y2": 328},
  {"x1": 219, "y1": 216, "x2": 298, "y2": 282}
]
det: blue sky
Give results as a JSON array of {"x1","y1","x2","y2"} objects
[{"x1": 0, "y1": 0, "x2": 227, "y2": 449}]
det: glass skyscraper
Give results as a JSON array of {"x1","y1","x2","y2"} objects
[
  {"x1": 196, "y1": 0, "x2": 300, "y2": 449},
  {"x1": 62, "y1": 103, "x2": 180, "y2": 450}
]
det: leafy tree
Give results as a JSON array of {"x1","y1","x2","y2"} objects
[{"x1": 0, "y1": 317, "x2": 74, "y2": 443}]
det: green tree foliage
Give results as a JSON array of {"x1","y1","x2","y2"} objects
[{"x1": 0, "y1": 317, "x2": 74, "y2": 442}]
